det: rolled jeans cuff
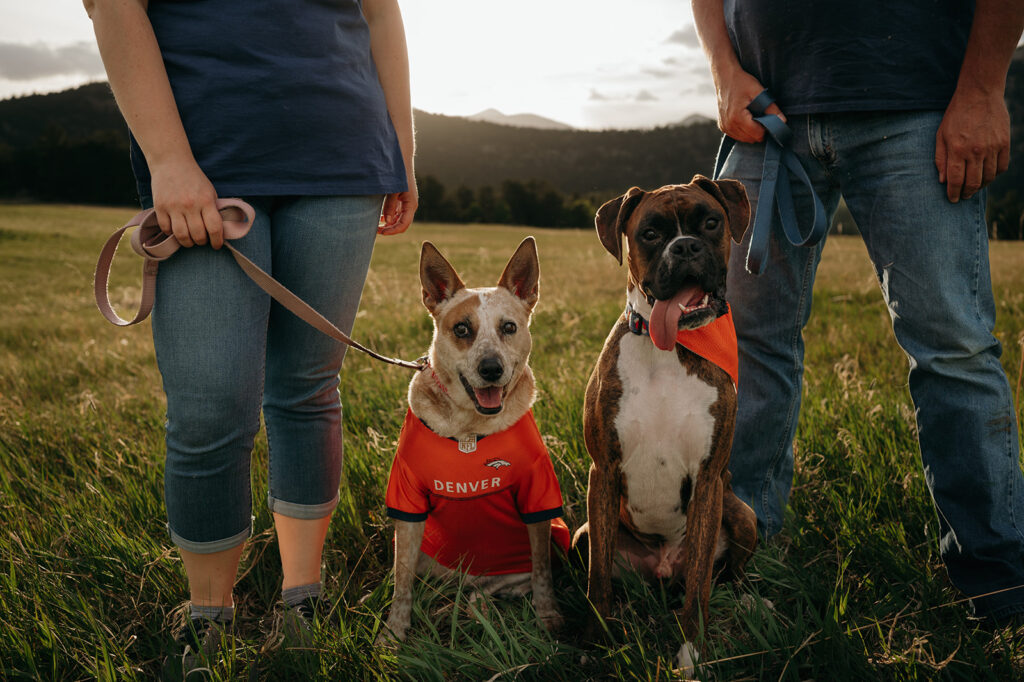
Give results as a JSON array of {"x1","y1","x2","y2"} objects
[
  {"x1": 168, "y1": 520, "x2": 252, "y2": 555},
  {"x1": 267, "y1": 492, "x2": 339, "y2": 520}
]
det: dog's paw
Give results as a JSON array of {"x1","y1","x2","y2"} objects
[
  {"x1": 375, "y1": 621, "x2": 407, "y2": 648},
  {"x1": 674, "y1": 641, "x2": 699, "y2": 678},
  {"x1": 537, "y1": 607, "x2": 565, "y2": 632}
]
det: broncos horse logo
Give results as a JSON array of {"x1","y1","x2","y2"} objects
[{"x1": 484, "y1": 458, "x2": 511, "y2": 469}]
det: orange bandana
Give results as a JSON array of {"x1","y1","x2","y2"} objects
[
  {"x1": 676, "y1": 306, "x2": 739, "y2": 387},
  {"x1": 628, "y1": 303, "x2": 739, "y2": 387}
]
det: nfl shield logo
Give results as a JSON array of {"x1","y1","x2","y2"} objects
[{"x1": 458, "y1": 436, "x2": 477, "y2": 453}]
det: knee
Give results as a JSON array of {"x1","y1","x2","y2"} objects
[
  {"x1": 165, "y1": 386, "x2": 262, "y2": 455},
  {"x1": 263, "y1": 371, "x2": 342, "y2": 416}
]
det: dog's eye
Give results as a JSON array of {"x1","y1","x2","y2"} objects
[
  {"x1": 704, "y1": 218, "x2": 720, "y2": 231},
  {"x1": 453, "y1": 322, "x2": 471, "y2": 338},
  {"x1": 502, "y1": 321, "x2": 517, "y2": 335},
  {"x1": 642, "y1": 229, "x2": 659, "y2": 241}
]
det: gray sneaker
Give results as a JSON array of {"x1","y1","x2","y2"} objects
[
  {"x1": 282, "y1": 596, "x2": 334, "y2": 649},
  {"x1": 163, "y1": 617, "x2": 231, "y2": 681}
]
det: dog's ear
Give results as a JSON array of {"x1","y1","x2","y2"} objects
[
  {"x1": 497, "y1": 237, "x2": 540, "y2": 311},
  {"x1": 594, "y1": 187, "x2": 645, "y2": 265},
  {"x1": 691, "y1": 174, "x2": 751, "y2": 244},
  {"x1": 420, "y1": 241, "x2": 465, "y2": 314}
]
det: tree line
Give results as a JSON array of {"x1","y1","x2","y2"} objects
[
  {"x1": 417, "y1": 175, "x2": 597, "y2": 228},
  {"x1": 2, "y1": 70, "x2": 1023, "y2": 237}
]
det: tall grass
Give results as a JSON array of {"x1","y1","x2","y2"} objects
[{"x1": 1, "y1": 203, "x2": 1022, "y2": 680}]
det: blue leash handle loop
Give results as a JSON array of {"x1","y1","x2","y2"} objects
[{"x1": 712, "y1": 90, "x2": 828, "y2": 275}]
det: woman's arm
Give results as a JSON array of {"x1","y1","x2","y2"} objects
[
  {"x1": 364, "y1": 0, "x2": 417, "y2": 235},
  {"x1": 84, "y1": 0, "x2": 223, "y2": 247}
]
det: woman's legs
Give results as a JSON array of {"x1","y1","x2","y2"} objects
[
  {"x1": 153, "y1": 198, "x2": 274, "y2": 607},
  {"x1": 154, "y1": 194, "x2": 380, "y2": 607},
  {"x1": 260, "y1": 195, "x2": 381, "y2": 590}
]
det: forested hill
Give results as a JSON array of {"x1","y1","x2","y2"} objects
[
  {"x1": 0, "y1": 82, "x2": 718, "y2": 204},
  {"x1": 413, "y1": 110, "x2": 721, "y2": 195}
]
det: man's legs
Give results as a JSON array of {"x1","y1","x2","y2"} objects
[
  {"x1": 837, "y1": 110, "x2": 1024, "y2": 621},
  {"x1": 720, "y1": 119, "x2": 839, "y2": 538}
]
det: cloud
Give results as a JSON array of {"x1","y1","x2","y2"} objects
[
  {"x1": 588, "y1": 88, "x2": 610, "y2": 101},
  {"x1": 635, "y1": 89, "x2": 659, "y2": 102},
  {"x1": 681, "y1": 82, "x2": 717, "y2": 97},
  {"x1": 641, "y1": 66, "x2": 675, "y2": 79},
  {"x1": 665, "y1": 25, "x2": 700, "y2": 49},
  {"x1": 0, "y1": 42, "x2": 104, "y2": 81}
]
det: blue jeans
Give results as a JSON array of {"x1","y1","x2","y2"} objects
[
  {"x1": 149, "y1": 195, "x2": 381, "y2": 554},
  {"x1": 721, "y1": 110, "x2": 1024, "y2": 620}
]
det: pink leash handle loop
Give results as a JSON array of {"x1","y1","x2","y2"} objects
[
  {"x1": 93, "y1": 199, "x2": 255, "y2": 327},
  {"x1": 93, "y1": 199, "x2": 425, "y2": 371},
  {"x1": 129, "y1": 198, "x2": 255, "y2": 261}
]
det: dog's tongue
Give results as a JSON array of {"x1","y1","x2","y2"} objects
[
  {"x1": 474, "y1": 386, "x2": 503, "y2": 409},
  {"x1": 649, "y1": 286, "x2": 703, "y2": 351}
]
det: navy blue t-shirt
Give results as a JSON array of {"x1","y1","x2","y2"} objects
[
  {"x1": 130, "y1": 0, "x2": 407, "y2": 198},
  {"x1": 724, "y1": 0, "x2": 974, "y2": 114}
]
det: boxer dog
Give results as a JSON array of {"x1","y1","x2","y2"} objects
[
  {"x1": 378, "y1": 238, "x2": 570, "y2": 644},
  {"x1": 574, "y1": 175, "x2": 758, "y2": 673}
]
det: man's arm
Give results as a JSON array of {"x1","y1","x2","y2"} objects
[
  {"x1": 936, "y1": 0, "x2": 1024, "y2": 203},
  {"x1": 84, "y1": 0, "x2": 224, "y2": 248},
  {"x1": 364, "y1": 0, "x2": 417, "y2": 235},
  {"x1": 691, "y1": 0, "x2": 783, "y2": 144}
]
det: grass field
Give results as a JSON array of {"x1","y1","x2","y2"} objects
[{"x1": 1, "y1": 203, "x2": 1023, "y2": 681}]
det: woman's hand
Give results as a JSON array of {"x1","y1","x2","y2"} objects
[
  {"x1": 150, "y1": 157, "x2": 224, "y2": 248},
  {"x1": 378, "y1": 184, "x2": 417, "y2": 235}
]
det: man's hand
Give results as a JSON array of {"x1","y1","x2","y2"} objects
[
  {"x1": 935, "y1": 85, "x2": 1011, "y2": 204},
  {"x1": 715, "y1": 68, "x2": 786, "y2": 144}
]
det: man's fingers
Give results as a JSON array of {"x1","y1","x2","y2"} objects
[
  {"x1": 724, "y1": 109, "x2": 765, "y2": 144},
  {"x1": 945, "y1": 157, "x2": 965, "y2": 203},
  {"x1": 764, "y1": 103, "x2": 787, "y2": 123},
  {"x1": 935, "y1": 135, "x2": 948, "y2": 185},
  {"x1": 996, "y1": 146, "x2": 1009, "y2": 177},
  {"x1": 961, "y1": 158, "x2": 983, "y2": 200},
  {"x1": 980, "y1": 152, "x2": 998, "y2": 192}
]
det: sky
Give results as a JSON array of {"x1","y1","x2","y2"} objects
[{"x1": 0, "y1": 0, "x2": 718, "y2": 130}]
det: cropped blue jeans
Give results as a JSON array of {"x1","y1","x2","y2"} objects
[
  {"x1": 720, "y1": 110, "x2": 1024, "y2": 620},
  {"x1": 149, "y1": 195, "x2": 381, "y2": 554}
]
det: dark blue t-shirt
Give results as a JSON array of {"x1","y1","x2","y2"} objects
[
  {"x1": 724, "y1": 0, "x2": 974, "y2": 115},
  {"x1": 130, "y1": 0, "x2": 407, "y2": 198}
]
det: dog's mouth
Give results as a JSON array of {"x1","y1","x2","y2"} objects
[
  {"x1": 648, "y1": 285, "x2": 720, "y2": 351},
  {"x1": 460, "y1": 374, "x2": 505, "y2": 415}
]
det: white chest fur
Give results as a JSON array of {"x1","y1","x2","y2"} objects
[{"x1": 614, "y1": 332, "x2": 719, "y2": 546}]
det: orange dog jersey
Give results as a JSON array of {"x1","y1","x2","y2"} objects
[{"x1": 385, "y1": 408, "x2": 571, "y2": 575}]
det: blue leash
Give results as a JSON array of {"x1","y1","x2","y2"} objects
[{"x1": 712, "y1": 90, "x2": 828, "y2": 275}]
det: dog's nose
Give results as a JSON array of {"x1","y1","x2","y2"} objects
[
  {"x1": 478, "y1": 357, "x2": 504, "y2": 383},
  {"x1": 669, "y1": 237, "x2": 704, "y2": 258}
]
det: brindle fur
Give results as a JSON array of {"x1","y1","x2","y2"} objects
[{"x1": 577, "y1": 175, "x2": 758, "y2": 667}]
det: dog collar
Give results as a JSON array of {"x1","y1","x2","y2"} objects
[{"x1": 626, "y1": 302, "x2": 652, "y2": 336}]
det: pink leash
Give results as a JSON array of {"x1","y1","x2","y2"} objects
[{"x1": 94, "y1": 198, "x2": 425, "y2": 371}]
